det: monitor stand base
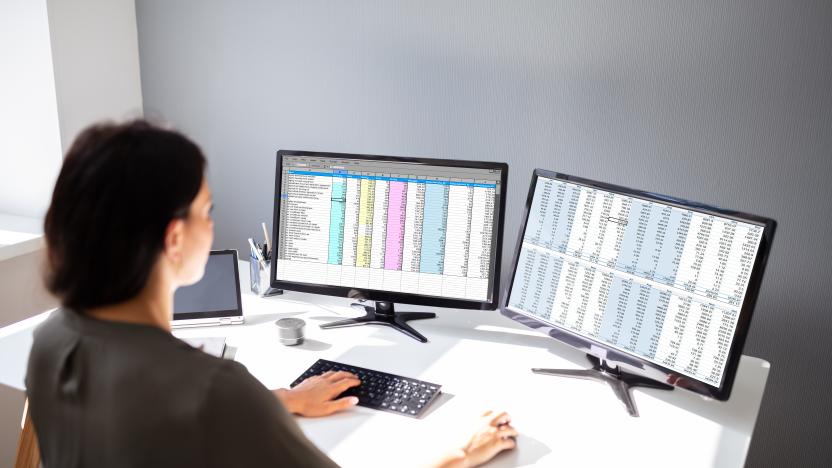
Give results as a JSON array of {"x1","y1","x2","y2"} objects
[
  {"x1": 532, "y1": 354, "x2": 673, "y2": 417},
  {"x1": 320, "y1": 301, "x2": 436, "y2": 343}
]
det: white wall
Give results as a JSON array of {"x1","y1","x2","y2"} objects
[
  {"x1": 0, "y1": 0, "x2": 63, "y2": 219},
  {"x1": 0, "y1": 8, "x2": 60, "y2": 461},
  {"x1": 0, "y1": 1, "x2": 144, "y2": 464},
  {"x1": 46, "y1": 0, "x2": 144, "y2": 150},
  {"x1": 0, "y1": 0, "x2": 144, "y2": 220}
]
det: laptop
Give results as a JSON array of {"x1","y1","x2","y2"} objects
[{"x1": 172, "y1": 249, "x2": 245, "y2": 328}]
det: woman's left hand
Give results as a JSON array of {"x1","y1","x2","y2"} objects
[{"x1": 274, "y1": 371, "x2": 361, "y2": 417}]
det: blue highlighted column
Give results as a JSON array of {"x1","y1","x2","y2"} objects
[
  {"x1": 509, "y1": 248, "x2": 538, "y2": 311},
  {"x1": 615, "y1": 199, "x2": 652, "y2": 274},
  {"x1": 618, "y1": 283, "x2": 652, "y2": 351},
  {"x1": 633, "y1": 205, "x2": 667, "y2": 280},
  {"x1": 634, "y1": 288, "x2": 671, "y2": 359},
  {"x1": 420, "y1": 182, "x2": 449, "y2": 274},
  {"x1": 599, "y1": 276, "x2": 634, "y2": 346},
  {"x1": 653, "y1": 209, "x2": 692, "y2": 285},
  {"x1": 525, "y1": 180, "x2": 549, "y2": 244},
  {"x1": 549, "y1": 183, "x2": 581, "y2": 252},
  {"x1": 327, "y1": 176, "x2": 346, "y2": 264},
  {"x1": 537, "y1": 256, "x2": 565, "y2": 320}
]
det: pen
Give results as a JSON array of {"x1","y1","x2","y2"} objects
[
  {"x1": 248, "y1": 238, "x2": 266, "y2": 268},
  {"x1": 261, "y1": 222, "x2": 271, "y2": 256}
]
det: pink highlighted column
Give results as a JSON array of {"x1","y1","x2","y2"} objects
[{"x1": 384, "y1": 181, "x2": 408, "y2": 270}]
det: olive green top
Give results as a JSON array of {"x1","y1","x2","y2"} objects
[{"x1": 25, "y1": 308, "x2": 338, "y2": 468}]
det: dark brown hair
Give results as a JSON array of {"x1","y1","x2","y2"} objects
[{"x1": 44, "y1": 120, "x2": 206, "y2": 310}]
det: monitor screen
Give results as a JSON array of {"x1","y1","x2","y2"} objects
[
  {"x1": 274, "y1": 153, "x2": 504, "y2": 303},
  {"x1": 506, "y1": 173, "x2": 768, "y2": 389}
]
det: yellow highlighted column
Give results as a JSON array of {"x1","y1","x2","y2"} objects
[{"x1": 356, "y1": 178, "x2": 375, "y2": 267}]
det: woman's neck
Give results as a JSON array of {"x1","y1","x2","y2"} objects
[{"x1": 86, "y1": 267, "x2": 173, "y2": 331}]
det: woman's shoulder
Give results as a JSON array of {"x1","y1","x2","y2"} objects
[
  {"x1": 27, "y1": 308, "x2": 238, "y2": 388},
  {"x1": 27, "y1": 308, "x2": 266, "y2": 394},
  {"x1": 28, "y1": 308, "x2": 80, "y2": 364},
  {"x1": 204, "y1": 356, "x2": 268, "y2": 397}
]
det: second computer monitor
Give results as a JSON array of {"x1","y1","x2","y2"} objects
[
  {"x1": 271, "y1": 150, "x2": 507, "y2": 313},
  {"x1": 502, "y1": 169, "x2": 775, "y2": 404}
]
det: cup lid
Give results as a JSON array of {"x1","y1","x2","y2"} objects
[{"x1": 275, "y1": 317, "x2": 305, "y2": 329}]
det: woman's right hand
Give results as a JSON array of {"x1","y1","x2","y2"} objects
[
  {"x1": 435, "y1": 410, "x2": 518, "y2": 468},
  {"x1": 274, "y1": 370, "x2": 361, "y2": 417}
]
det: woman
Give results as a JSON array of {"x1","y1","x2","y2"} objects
[{"x1": 26, "y1": 120, "x2": 517, "y2": 467}]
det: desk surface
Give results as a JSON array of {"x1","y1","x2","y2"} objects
[
  {"x1": 0, "y1": 260, "x2": 770, "y2": 468},
  {"x1": 0, "y1": 213, "x2": 43, "y2": 261}
]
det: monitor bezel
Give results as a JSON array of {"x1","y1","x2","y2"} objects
[
  {"x1": 500, "y1": 169, "x2": 776, "y2": 400},
  {"x1": 270, "y1": 149, "x2": 508, "y2": 310}
]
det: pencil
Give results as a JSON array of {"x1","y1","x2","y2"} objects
[{"x1": 261, "y1": 222, "x2": 271, "y2": 254}]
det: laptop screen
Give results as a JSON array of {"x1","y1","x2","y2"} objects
[{"x1": 173, "y1": 250, "x2": 242, "y2": 321}]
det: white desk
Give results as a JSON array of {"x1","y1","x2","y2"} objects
[
  {"x1": 0, "y1": 213, "x2": 43, "y2": 262},
  {"x1": 0, "y1": 261, "x2": 770, "y2": 468}
]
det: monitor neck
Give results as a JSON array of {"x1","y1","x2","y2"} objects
[{"x1": 373, "y1": 301, "x2": 396, "y2": 317}]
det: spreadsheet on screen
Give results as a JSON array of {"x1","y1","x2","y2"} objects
[
  {"x1": 507, "y1": 176, "x2": 764, "y2": 387},
  {"x1": 276, "y1": 156, "x2": 503, "y2": 302}
]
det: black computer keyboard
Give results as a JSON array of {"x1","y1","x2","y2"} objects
[{"x1": 290, "y1": 359, "x2": 442, "y2": 418}]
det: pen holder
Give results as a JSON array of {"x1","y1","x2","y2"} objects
[{"x1": 249, "y1": 245, "x2": 282, "y2": 297}]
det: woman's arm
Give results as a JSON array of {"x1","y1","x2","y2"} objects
[{"x1": 204, "y1": 360, "x2": 341, "y2": 468}]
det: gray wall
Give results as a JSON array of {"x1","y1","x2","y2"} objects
[{"x1": 136, "y1": 1, "x2": 832, "y2": 465}]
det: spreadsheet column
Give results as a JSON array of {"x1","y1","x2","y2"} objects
[
  {"x1": 384, "y1": 180, "x2": 408, "y2": 271},
  {"x1": 339, "y1": 175, "x2": 361, "y2": 286},
  {"x1": 326, "y1": 175, "x2": 347, "y2": 284},
  {"x1": 419, "y1": 181, "x2": 449, "y2": 295},
  {"x1": 400, "y1": 179, "x2": 425, "y2": 293},
  {"x1": 279, "y1": 171, "x2": 333, "y2": 280},
  {"x1": 369, "y1": 177, "x2": 390, "y2": 286},
  {"x1": 355, "y1": 177, "x2": 375, "y2": 288},
  {"x1": 381, "y1": 179, "x2": 407, "y2": 291},
  {"x1": 465, "y1": 183, "x2": 496, "y2": 299},
  {"x1": 442, "y1": 180, "x2": 474, "y2": 297}
]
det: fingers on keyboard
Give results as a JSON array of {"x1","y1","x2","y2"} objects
[
  {"x1": 328, "y1": 370, "x2": 360, "y2": 382},
  {"x1": 489, "y1": 411, "x2": 511, "y2": 427}
]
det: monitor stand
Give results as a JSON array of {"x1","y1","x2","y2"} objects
[
  {"x1": 532, "y1": 354, "x2": 673, "y2": 417},
  {"x1": 319, "y1": 301, "x2": 436, "y2": 343}
]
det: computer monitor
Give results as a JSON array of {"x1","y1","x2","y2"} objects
[
  {"x1": 270, "y1": 150, "x2": 507, "y2": 343},
  {"x1": 502, "y1": 169, "x2": 775, "y2": 416}
]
